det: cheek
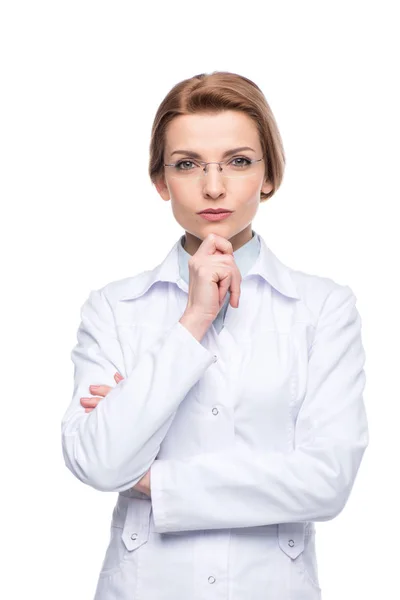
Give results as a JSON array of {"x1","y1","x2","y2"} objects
[
  {"x1": 231, "y1": 176, "x2": 263, "y2": 199},
  {"x1": 165, "y1": 178, "x2": 181, "y2": 198},
  {"x1": 166, "y1": 178, "x2": 196, "y2": 204},
  {"x1": 169, "y1": 189, "x2": 193, "y2": 219}
]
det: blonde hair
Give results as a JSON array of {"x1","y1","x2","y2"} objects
[{"x1": 148, "y1": 71, "x2": 285, "y2": 201}]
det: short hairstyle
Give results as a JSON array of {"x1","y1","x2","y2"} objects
[{"x1": 148, "y1": 71, "x2": 285, "y2": 202}]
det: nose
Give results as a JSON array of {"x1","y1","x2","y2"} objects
[{"x1": 201, "y1": 163, "x2": 226, "y2": 199}]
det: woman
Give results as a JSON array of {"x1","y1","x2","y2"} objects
[{"x1": 61, "y1": 71, "x2": 369, "y2": 600}]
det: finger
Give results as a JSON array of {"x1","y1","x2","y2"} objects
[
  {"x1": 229, "y1": 268, "x2": 242, "y2": 308},
  {"x1": 198, "y1": 233, "x2": 234, "y2": 259},
  {"x1": 218, "y1": 272, "x2": 232, "y2": 306},
  {"x1": 89, "y1": 384, "x2": 113, "y2": 396},
  {"x1": 209, "y1": 234, "x2": 234, "y2": 255},
  {"x1": 85, "y1": 398, "x2": 101, "y2": 407},
  {"x1": 114, "y1": 372, "x2": 124, "y2": 382},
  {"x1": 81, "y1": 397, "x2": 102, "y2": 407}
]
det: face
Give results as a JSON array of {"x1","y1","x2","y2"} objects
[{"x1": 154, "y1": 110, "x2": 273, "y2": 254}]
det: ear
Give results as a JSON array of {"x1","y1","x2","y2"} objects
[
  {"x1": 261, "y1": 177, "x2": 273, "y2": 196},
  {"x1": 154, "y1": 175, "x2": 171, "y2": 201}
]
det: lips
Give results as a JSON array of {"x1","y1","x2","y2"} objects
[
  {"x1": 199, "y1": 211, "x2": 232, "y2": 221},
  {"x1": 198, "y1": 210, "x2": 232, "y2": 214}
]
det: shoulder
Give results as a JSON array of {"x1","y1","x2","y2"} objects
[
  {"x1": 288, "y1": 264, "x2": 357, "y2": 323},
  {"x1": 96, "y1": 270, "x2": 152, "y2": 305}
]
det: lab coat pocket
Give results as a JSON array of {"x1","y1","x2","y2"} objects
[
  {"x1": 278, "y1": 522, "x2": 321, "y2": 592},
  {"x1": 98, "y1": 496, "x2": 151, "y2": 579}
]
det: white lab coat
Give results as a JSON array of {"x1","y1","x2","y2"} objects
[{"x1": 61, "y1": 231, "x2": 369, "y2": 599}]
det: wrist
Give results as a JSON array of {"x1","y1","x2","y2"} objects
[{"x1": 179, "y1": 310, "x2": 212, "y2": 342}]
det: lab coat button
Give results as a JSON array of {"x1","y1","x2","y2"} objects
[
  {"x1": 288, "y1": 539, "x2": 295, "y2": 547},
  {"x1": 212, "y1": 407, "x2": 219, "y2": 415},
  {"x1": 213, "y1": 354, "x2": 218, "y2": 362},
  {"x1": 131, "y1": 533, "x2": 138, "y2": 541},
  {"x1": 208, "y1": 576, "x2": 216, "y2": 584}
]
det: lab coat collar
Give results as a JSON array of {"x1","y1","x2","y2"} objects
[{"x1": 120, "y1": 230, "x2": 300, "y2": 301}]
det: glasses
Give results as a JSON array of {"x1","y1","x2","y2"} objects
[{"x1": 163, "y1": 156, "x2": 264, "y2": 180}]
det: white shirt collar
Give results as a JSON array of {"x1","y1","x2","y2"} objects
[{"x1": 119, "y1": 229, "x2": 300, "y2": 301}]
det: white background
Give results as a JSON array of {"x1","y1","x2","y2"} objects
[{"x1": 1, "y1": 1, "x2": 398, "y2": 598}]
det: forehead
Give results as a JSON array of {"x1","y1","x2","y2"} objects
[{"x1": 164, "y1": 110, "x2": 261, "y2": 155}]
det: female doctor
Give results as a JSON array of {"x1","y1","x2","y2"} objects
[{"x1": 61, "y1": 71, "x2": 369, "y2": 600}]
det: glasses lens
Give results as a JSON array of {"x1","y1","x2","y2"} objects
[
  {"x1": 166, "y1": 159, "x2": 262, "y2": 180},
  {"x1": 166, "y1": 160, "x2": 202, "y2": 180},
  {"x1": 222, "y1": 158, "x2": 260, "y2": 179}
]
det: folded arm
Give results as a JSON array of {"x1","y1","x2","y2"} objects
[
  {"x1": 150, "y1": 285, "x2": 369, "y2": 533},
  {"x1": 61, "y1": 288, "x2": 216, "y2": 492}
]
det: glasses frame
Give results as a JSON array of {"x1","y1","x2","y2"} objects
[{"x1": 163, "y1": 156, "x2": 264, "y2": 177}]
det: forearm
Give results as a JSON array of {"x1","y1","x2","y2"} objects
[
  {"x1": 62, "y1": 320, "x2": 216, "y2": 492},
  {"x1": 150, "y1": 436, "x2": 368, "y2": 533}
]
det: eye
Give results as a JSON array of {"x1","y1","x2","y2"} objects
[
  {"x1": 230, "y1": 156, "x2": 252, "y2": 167},
  {"x1": 175, "y1": 160, "x2": 198, "y2": 170}
]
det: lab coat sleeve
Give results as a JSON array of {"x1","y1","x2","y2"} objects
[
  {"x1": 61, "y1": 288, "x2": 217, "y2": 493},
  {"x1": 150, "y1": 284, "x2": 369, "y2": 533}
]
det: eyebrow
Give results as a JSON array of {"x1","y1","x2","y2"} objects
[{"x1": 170, "y1": 146, "x2": 256, "y2": 159}]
